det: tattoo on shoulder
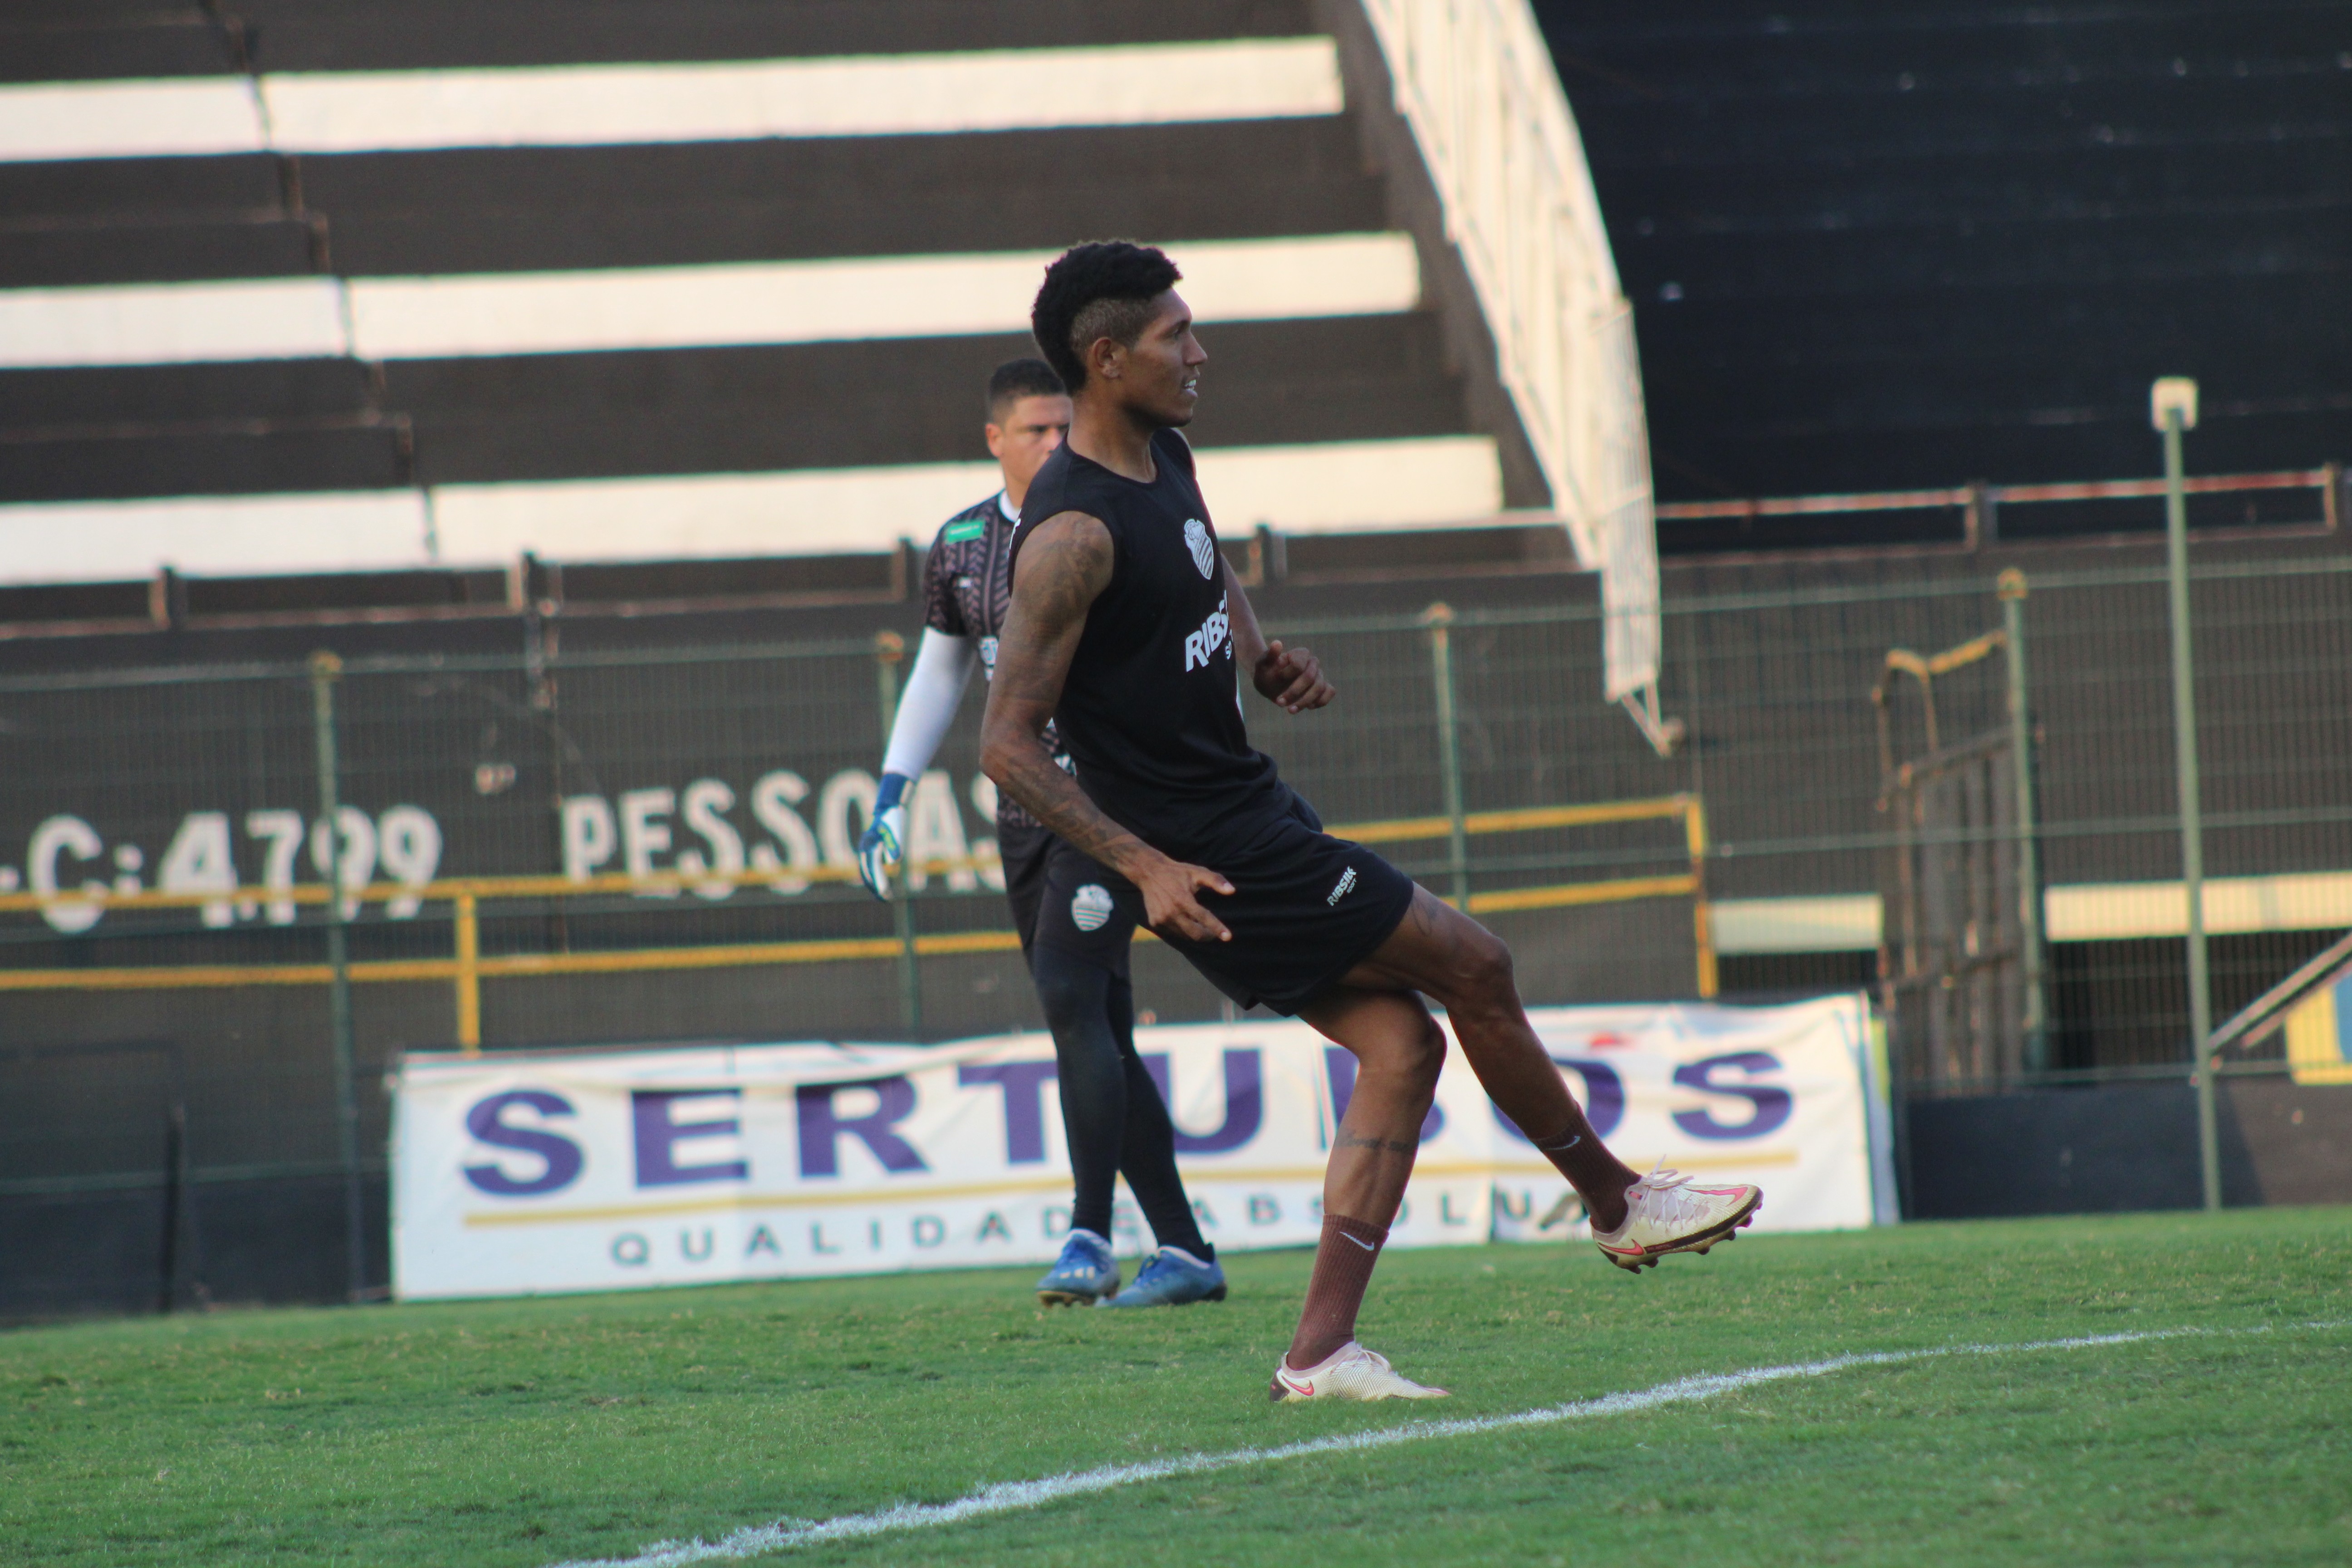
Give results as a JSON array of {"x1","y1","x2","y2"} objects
[{"x1": 1021, "y1": 514, "x2": 1111, "y2": 621}]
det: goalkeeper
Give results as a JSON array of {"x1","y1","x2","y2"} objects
[{"x1": 857, "y1": 358, "x2": 1224, "y2": 1308}]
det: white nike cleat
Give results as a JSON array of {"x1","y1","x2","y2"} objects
[
  {"x1": 1591, "y1": 1165, "x2": 1762, "y2": 1272},
  {"x1": 1268, "y1": 1341, "x2": 1449, "y2": 1403}
]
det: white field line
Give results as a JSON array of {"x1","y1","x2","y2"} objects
[{"x1": 549, "y1": 1322, "x2": 2336, "y2": 1568}]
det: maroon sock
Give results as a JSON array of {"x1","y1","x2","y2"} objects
[
  {"x1": 1285, "y1": 1214, "x2": 1387, "y2": 1370},
  {"x1": 1532, "y1": 1122, "x2": 1640, "y2": 1232}
]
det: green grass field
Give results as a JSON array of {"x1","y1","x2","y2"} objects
[{"x1": 5, "y1": 1209, "x2": 2349, "y2": 1567}]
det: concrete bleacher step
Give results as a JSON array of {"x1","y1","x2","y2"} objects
[
  {"x1": 0, "y1": 416, "x2": 407, "y2": 504},
  {"x1": 227, "y1": 0, "x2": 1318, "y2": 71},
  {"x1": 1641, "y1": 211, "x2": 2343, "y2": 304},
  {"x1": 0, "y1": 216, "x2": 318, "y2": 289},
  {"x1": 0, "y1": 149, "x2": 312, "y2": 286},
  {"x1": 0, "y1": 157, "x2": 284, "y2": 222},
  {"x1": 0, "y1": 311, "x2": 1468, "y2": 503},
  {"x1": 1624, "y1": 144, "x2": 2338, "y2": 236},
  {"x1": 0, "y1": 0, "x2": 1319, "y2": 80},
  {"x1": 0, "y1": 360, "x2": 376, "y2": 428},
  {"x1": 0, "y1": 0, "x2": 1553, "y2": 584},
  {"x1": 389, "y1": 316, "x2": 1468, "y2": 484},
  {"x1": 0, "y1": 9, "x2": 237, "y2": 82},
  {"x1": 296, "y1": 117, "x2": 1383, "y2": 275}
]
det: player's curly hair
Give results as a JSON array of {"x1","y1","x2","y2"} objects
[{"x1": 1030, "y1": 241, "x2": 1182, "y2": 393}]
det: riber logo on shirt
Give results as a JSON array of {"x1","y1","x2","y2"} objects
[{"x1": 1183, "y1": 592, "x2": 1231, "y2": 672}]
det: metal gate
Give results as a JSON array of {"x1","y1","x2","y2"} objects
[
  {"x1": 1880, "y1": 730, "x2": 2031, "y2": 1085},
  {"x1": 1873, "y1": 576, "x2": 2050, "y2": 1091}
]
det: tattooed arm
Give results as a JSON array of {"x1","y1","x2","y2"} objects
[
  {"x1": 1222, "y1": 558, "x2": 1334, "y2": 714},
  {"x1": 980, "y1": 510, "x2": 1238, "y2": 942}
]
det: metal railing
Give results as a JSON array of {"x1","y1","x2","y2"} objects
[
  {"x1": 1656, "y1": 465, "x2": 2342, "y2": 544},
  {"x1": 0, "y1": 794, "x2": 1716, "y2": 1052}
]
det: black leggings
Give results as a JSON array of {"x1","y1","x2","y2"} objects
[{"x1": 1029, "y1": 942, "x2": 1208, "y2": 1255}]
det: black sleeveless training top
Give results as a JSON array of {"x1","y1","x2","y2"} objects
[{"x1": 1008, "y1": 427, "x2": 1283, "y2": 858}]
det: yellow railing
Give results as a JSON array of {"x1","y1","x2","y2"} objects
[{"x1": 0, "y1": 794, "x2": 1714, "y2": 1046}]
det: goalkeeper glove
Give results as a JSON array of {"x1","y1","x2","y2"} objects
[{"x1": 856, "y1": 772, "x2": 911, "y2": 900}]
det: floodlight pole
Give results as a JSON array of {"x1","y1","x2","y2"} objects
[{"x1": 2155, "y1": 378, "x2": 2221, "y2": 1213}]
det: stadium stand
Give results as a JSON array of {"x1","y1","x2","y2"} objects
[
  {"x1": 0, "y1": 0, "x2": 1554, "y2": 589},
  {"x1": 1539, "y1": 2, "x2": 2352, "y2": 543},
  {"x1": 3, "y1": 3, "x2": 2348, "y2": 1318}
]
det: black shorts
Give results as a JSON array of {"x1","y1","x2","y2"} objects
[
  {"x1": 1113, "y1": 786, "x2": 1417, "y2": 1017},
  {"x1": 999, "y1": 818, "x2": 1137, "y2": 975}
]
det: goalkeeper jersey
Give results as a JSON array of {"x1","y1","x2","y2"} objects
[{"x1": 921, "y1": 490, "x2": 1063, "y2": 832}]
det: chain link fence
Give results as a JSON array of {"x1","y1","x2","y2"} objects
[{"x1": 5, "y1": 547, "x2": 2349, "y2": 1308}]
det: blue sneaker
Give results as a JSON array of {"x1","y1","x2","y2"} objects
[
  {"x1": 1036, "y1": 1230, "x2": 1120, "y2": 1306},
  {"x1": 1101, "y1": 1246, "x2": 1226, "y2": 1308}
]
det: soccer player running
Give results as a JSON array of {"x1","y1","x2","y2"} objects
[
  {"x1": 857, "y1": 357, "x2": 1227, "y2": 1309},
  {"x1": 982, "y1": 243, "x2": 1763, "y2": 1402}
]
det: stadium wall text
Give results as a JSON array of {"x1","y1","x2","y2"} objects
[
  {"x1": 2, "y1": 765, "x2": 990, "y2": 934},
  {"x1": 392, "y1": 996, "x2": 1888, "y2": 1300}
]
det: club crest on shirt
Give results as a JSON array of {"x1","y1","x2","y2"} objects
[
  {"x1": 1070, "y1": 883, "x2": 1116, "y2": 933},
  {"x1": 1183, "y1": 518, "x2": 1216, "y2": 579}
]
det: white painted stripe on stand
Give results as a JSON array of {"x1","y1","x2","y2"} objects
[
  {"x1": 0, "y1": 77, "x2": 266, "y2": 163},
  {"x1": 1198, "y1": 438, "x2": 1502, "y2": 532},
  {"x1": 434, "y1": 439, "x2": 1502, "y2": 562},
  {"x1": 0, "y1": 39, "x2": 1342, "y2": 164},
  {"x1": 261, "y1": 39, "x2": 1344, "y2": 153},
  {"x1": 0, "y1": 491, "x2": 431, "y2": 585},
  {"x1": 346, "y1": 233, "x2": 1419, "y2": 361},
  {"x1": 430, "y1": 463, "x2": 1003, "y2": 564},
  {"x1": 544, "y1": 1323, "x2": 2329, "y2": 1567},
  {"x1": 0, "y1": 234, "x2": 1418, "y2": 369},
  {"x1": 0, "y1": 438, "x2": 1505, "y2": 581},
  {"x1": 0, "y1": 277, "x2": 349, "y2": 369}
]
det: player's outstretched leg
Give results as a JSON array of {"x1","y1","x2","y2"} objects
[
  {"x1": 1348, "y1": 887, "x2": 1762, "y2": 1269},
  {"x1": 1270, "y1": 987, "x2": 1450, "y2": 1401},
  {"x1": 1029, "y1": 945, "x2": 1222, "y2": 1307}
]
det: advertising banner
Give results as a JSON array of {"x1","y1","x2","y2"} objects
[{"x1": 392, "y1": 995, "x2": 1885, "y2": 1301}]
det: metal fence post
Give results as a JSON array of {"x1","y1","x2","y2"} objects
[
  {"x1": 873, "y1": 630, "x2": 921, "y2": 1033},
  {"x1": 309, "y1": 651, "x2": 367, "y2": 1301},
  {"x1": 1422, "y1": 603, "x2": 1471, "y2": 907},
  {"x1": 453, "y1": 891, "x2": 482, "y2": 1054},
  {"x1": 1681, "y1": 795, "x2": 1719, "y2": 998},
  {"x1": 2155, "y1": 380, "x2": 2220, "y2": 1212},
  {"x1": 1998, "y1": 569, "x2": 2051, "y2": 1072}
]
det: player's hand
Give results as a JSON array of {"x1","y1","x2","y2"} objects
[
  {"x1": 855, "y1": 804, "x2": 907, "y2": 900},
  {"x1": 1253, "y1": 639, "x2": 1333, "y2": 714},
  {"x1": 1133, "y1": 852, "x2": 1236, "y2": 943}
]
